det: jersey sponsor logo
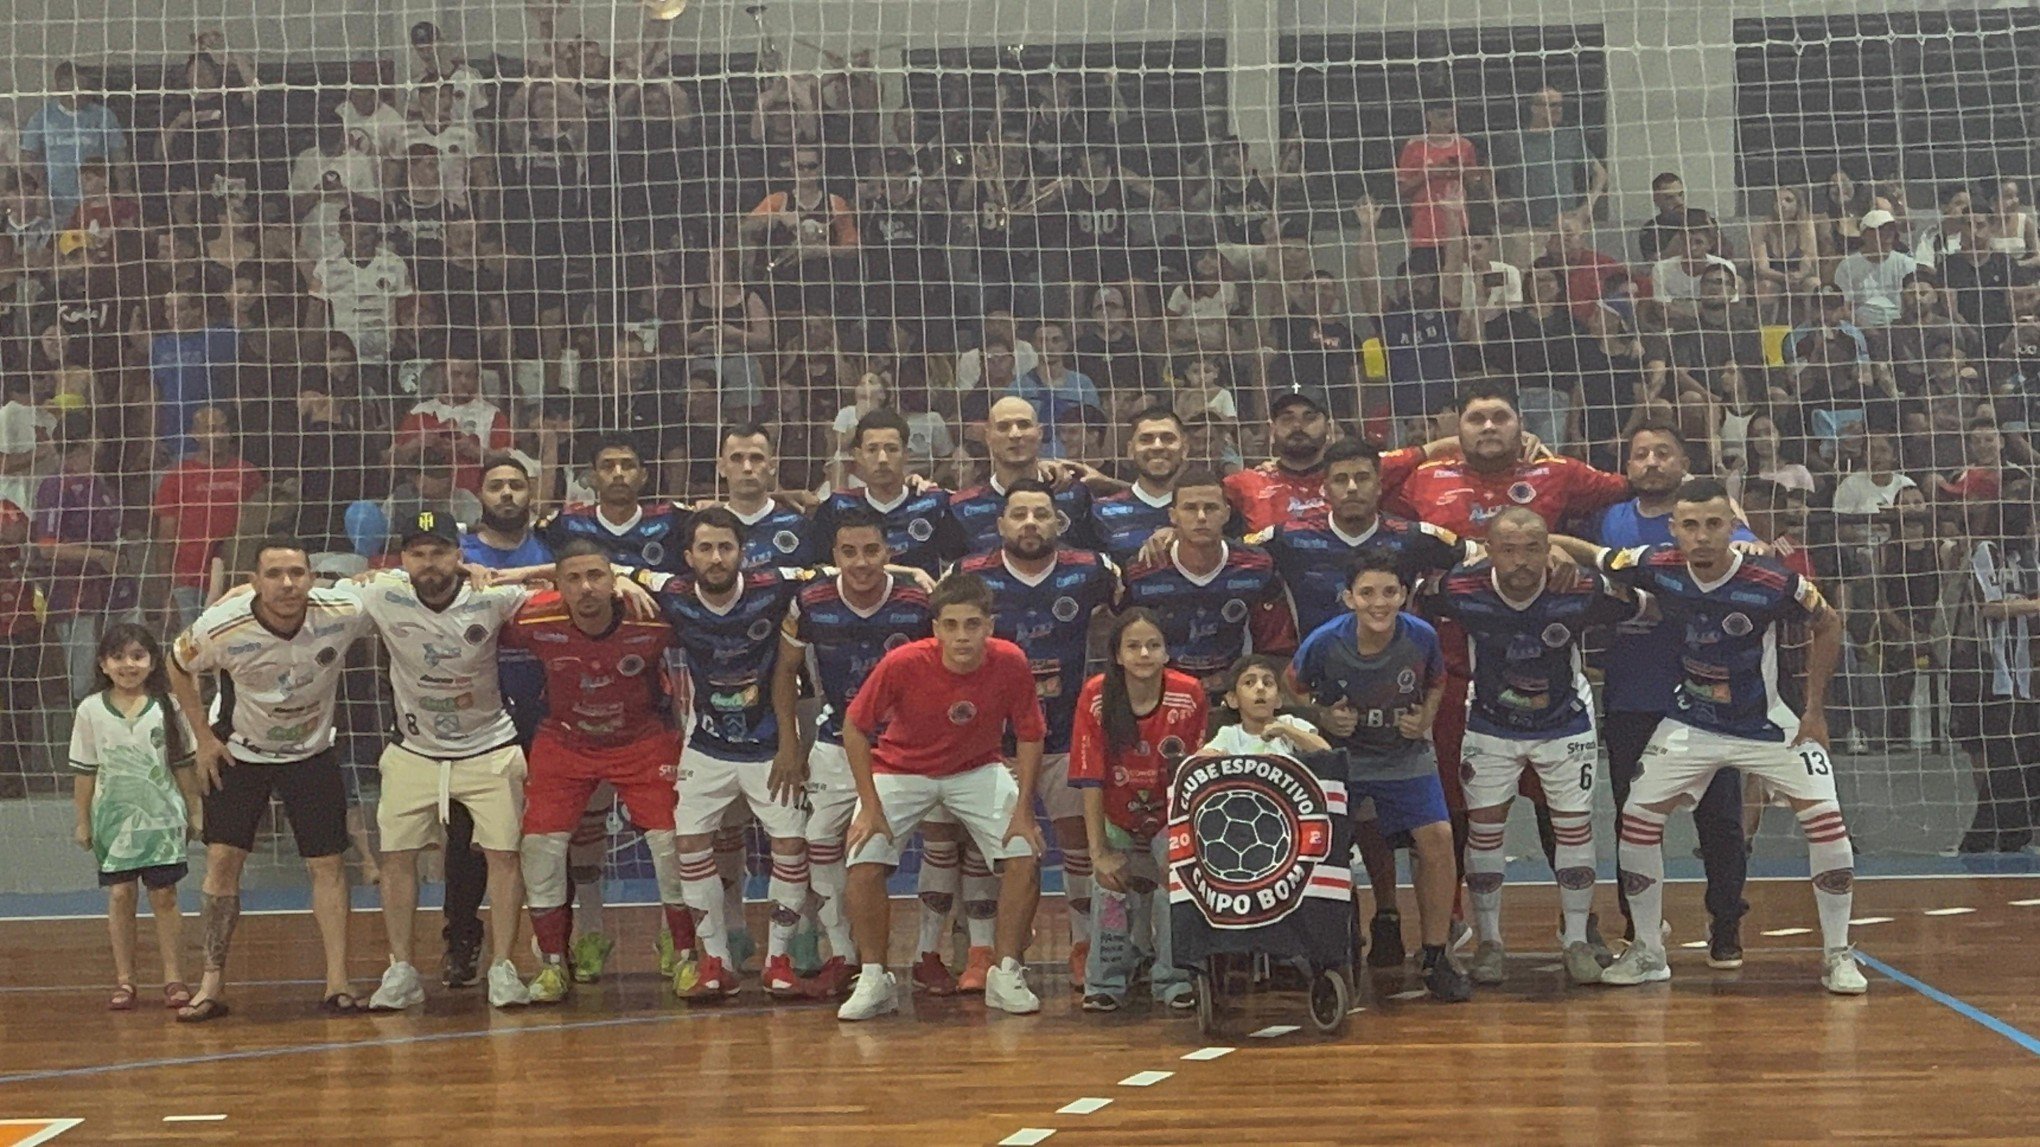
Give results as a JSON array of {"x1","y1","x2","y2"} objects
[
  {"x1": 948, "y1": 700, "x2": 977, "y2": 725},
  {"x1": 265, "y1": 719, "x2": 318, "y2": 744},
  {"x1": 226, "y1": 641, "x2": 262, "y2": 656},
  {"x1": 1540, "y1": 623, "x2": 1572, "y2": 648},
  {"x1": 421, "y1": 643, "x2": 463, "y2": 668},
  {"x1": 418, "y1": 694, "x2": 474, "y2": 713},
  {"x1": 1167, "y1": 753, "x2": 1337, "y2": 930},
  {"x1": 1051, "y1": 595, "x2": 1081, "y2": 623},
  {"x1": 1220, "y1": 598, "x2": 1248, "y2": 623},
  {"x1": 746, "y1": 617, "x2": 775, "y2": 642},
  {"x1": 463, "y1": 623, "x2": 489, "y2": 645},
  {"x1": 616, "y1": 654, "x2": 646, "y2": 677},
  {"x1": 1722, "y1": 612, "x2": 1754, "y2": 636},
  {"x1": 773, "y1": 530, "x2": 800, "y2": 554},
  {"x1": 908, "y1": 517, "x2": 934, "y2": 542},
  {"x1": 1508, "y1": 481, "x2": 1537, "y2": 504}
]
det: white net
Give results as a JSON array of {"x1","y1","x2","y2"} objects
[{"x1": 0, "y1": 0, "x2": 2035, "y2": 909}]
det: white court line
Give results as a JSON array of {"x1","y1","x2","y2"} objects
[
  {"x1": 1055, "y1": 1098, "x2": 1112, "y2": 1116},
  {"x1": 162, "y1": 1115, "x2": 227, "y2": 1123},
  {"x1": 1760, "y1": 927, "x2": 1813, "y2": 937},
  {"x1": 1924, "y1": 907, "x2": 1977, "y2": 916},
  {"x1": 1531, "y1": 963, "x2": 1562, "y2": 972},
  {"x1": 1388, "y1": 989, "x2": 1427, "y2": 1001},
  {"x1": 998, "y1": 1130, "x2": 1056, "y2": 1146},
  {"x1": 1678, "y1": 941, "x2": 1708, "y2": 949},
  {"x1": 1118, "y1": 1071, "x2": 1173, "y2": 1087},
  {"x1": 1180, "y1": 1047, "x2": 1234, "y2": 1061},
  {"x1": 2012, "y1": 899, "x2": 2040, "y2": 907},
  {"x1": 1850, "y1": 917, "x2": 1895, "y2": 925},
  {"x1": 0, "y1": 1119, "x2": 84, "y2": 1146},
  {"x1": 1249, "y1": 1024, "x2": 1300, "y2": 1039}
]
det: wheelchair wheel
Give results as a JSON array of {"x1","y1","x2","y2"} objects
[
  {"x1": 1194, "y1": 968, "x2": 1221, "y2": 1036},
  {"x1": 1307, "y1": 966, "x2": 1351, "y2": 1036}
]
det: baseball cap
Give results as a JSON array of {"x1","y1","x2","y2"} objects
[
  {"x1": 409, "y1": 20, "x2": 441, "y2": 46},
  {"x1": 1860, "y1": 208, "x2": 1897, "y2": 230},
  {"x1": 1269, "y1": 389, "x2": 1327, "y2": 417},
  {"x1": 398, "y1": 509, "x2": 460, "y2": 547}
]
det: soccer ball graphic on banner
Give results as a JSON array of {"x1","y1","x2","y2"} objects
[{"x1": 1195, "y1": 788, "x2": 1295, "y2": 886}]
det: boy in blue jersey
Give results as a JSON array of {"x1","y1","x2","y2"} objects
[
  {"x1": 1419, "y1": 507, "x2": 1641, "y2": 987},
  {"x1": 1089, "y1": 406, "x2": 1188, "y2": 565},
  {"x1": 811, "y1": 409, "x2": 965, "y2": 578},
  {"x1": 949, "y1": 396, "x2": 1099, "y2": 556},
  {"x1": 958, "y1": 479, "x2": 1119, "y2": 989},
  {"x1": 1288, "y1": 550, "x2": 1470, "y2": 1002},
  {"x1": 721, "y1": 423, "x2": 818, "y2": 570},
  {"x1": 774, "y1": 508, "x2": 932, "y2": 996},
  {"x1": 1553, "y1": 479, "x2": 1866, "y2": 995}
]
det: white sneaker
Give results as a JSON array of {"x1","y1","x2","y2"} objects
[
  {"x1": 1822, "y1": 948, "x2": 1869, "y2": 996},
  {"x1": 488, "y1": 959, "x2": 531, "y2": 1008},
  {"x1": 836, "y1": 969, "x2": 899, "y2": 1022},
  {"x1": 1600, "y1": 943, "x2": 1671, "y2": 986},
  {"x1": 370, "y1": 959, "x2": 425, "y2": 1011},
  {"x1": 984, "y1": 959, "x2": 1041, "y2": 1015}
]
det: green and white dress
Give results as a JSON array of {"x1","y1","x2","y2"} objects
[{"x1": 69, "y1": 694, "x2": 197, "y2": 875}]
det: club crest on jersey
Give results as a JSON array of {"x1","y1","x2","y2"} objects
[
  {"x1": 463, "y1": 624, "x2": 489, "y2": 645},
  {"x1": 773, "y1": 530, "x2": 800, "y2": 554},
  {"x1": 642, "y1": 541, "x2": 665, "y2": 566},
  {"x1": 315, "y1": 646, "x2": 339, "y2": 667},
  {"x1": 948, "y1": 700, "x2": 977, "y2": 725},
  {"x1": 1722, "y1": 612, "x2": 1754, "y2": 636},
  {"x1": 883, "y1": 632, "x2": 911, "y2": 651},
  {"x1": 1221, "y1": 598, "x2": 1248, "y2": 623},
  {"x1": 1052, "y1": 595, "x2": 1081, "y2": 623},
  {"x1": 1159, "y1": 735, "x2": 1187, "y2": 761},
  {"x1": 908, "y1": 517, "x2": 934, "y2": 542},
  {"x1": 1541, "y1": 623, "x2": 1571, "y2": 648},
  {"x1": 1397, "y1": 667, "x2": 1417, "y2": 690},
  {"x1": 1167, "y1": 753, "x2": 1337, "y2": 930},
  {"x1": 746, "y1": 617, "x2": 775, "y2": 642},
  {"x1": 1508, "y1": 481, "x2": 1537, "y2": 504},
  {"x1": 616, "y1": 654, "x2": 646, "y2": 677}
]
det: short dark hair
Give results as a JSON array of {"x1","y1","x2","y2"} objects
[
  {"x1": 1652, "y1": 171, "x2": 1683, "y2": 191},
  {"x1": 1322, "y1": 438, "x2": 1383, "y2": 471},
  {"x1": 685, "y1": 505, "x2": 744, "y2": 548},
  {"x1": 722, "y1": 422, "x2": 776, "y2": 452},
  {"x1": 1001, "y1": 477, "x2": 1056, "y2": 506},
  {"x1": 1627, "y1": 419, "x2": 1688, "y2": 455},
  {"x1": 1173, "y1": 467, "x2": 1226, "y2": 496},
  {"x1": 591, "y1": 437, "x2": 642, "y2": 464},
  {"x1": 554, "y1": 537, "x2": 610, "y2": 564},
  {"x1": 480, "y1": 452, "x2": 527, "y2": 481},
  {"x1": 930, "y1": 571, "x2": 994, "y2": 617},
  {"x1": 1457, "y1": 377, "x2": 1520, "y2": 412},
  {"x1": 830, "y1": 506, "x2": 888, "y2": 547},
  {"x1": 1128, "y1": 404, "x2": 1186, "y2": 435},
  {"x1": 1675, "y1": 476, "x2": 1732, "y2": 507},
  {"x1": 251, "y1": 536, "x2": 309, "y2": 569},
  {"x1": 1345, "y1": 547, "x2": 1402, "y2": 586},
  {"x1": 852, "y1": 408, "x2": 911, "y2": 450}
]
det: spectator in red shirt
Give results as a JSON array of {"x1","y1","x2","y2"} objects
[
  {"x1": 1395, "y1": 99, "x2": 1480, "y2": 250},
  {"x1": 1934, "y1": 418, "x2": 2018, "y2": 503},
  {"x1": 1546, "y1": 208, "x2": 1636, "y2": 322},
  {"x1": 393, "y1": 346, "x2": 509, "y2": 495},
  {"x1": 152, "y1": 404, "x2": 262, "y2": 629},
  {"x1": 837, "y1": 572, "x2": 1048, "y2": 1021}
]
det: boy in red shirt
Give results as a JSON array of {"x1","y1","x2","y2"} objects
[
  {"x1": 152, "y1": 405, "x2": 262, "y2": 629},
  {"x1": 838, "y1": 572, "x2": 1047, "y2": 1021}
]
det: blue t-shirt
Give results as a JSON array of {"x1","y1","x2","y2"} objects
[
  {"x1": 1290, "y1": 612, "x2": 1445, "y2": 779},
  {"x1": 735, "y1": 499, "x2": 818, "y2": 570},
  {"x1": 961, "y1": 548, "x2": 1118, "y2": 754},
  {"x1": 460, "y1": 528, "x2": 554, "y2": 741},
  {"x1": 151, "y1": 329, "x2": 238, "y2": 457},
  {"x1": 1594, "y1": 500, "x2": 1759, "y2": 714},
  {"x1": 23, "y1": 100, "x2": 128, "y2": 218},
  {"x1": 1007, "y1": 371, "x2": 1101, "y2": 460},
  {"x1": 949, "y1": 477, "x2": 1095, "y2": 557},
  {"x1": 1424, "y1": 563, "x2": 1639, "y2": 739}
]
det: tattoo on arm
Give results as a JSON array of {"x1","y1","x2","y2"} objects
[{"x1": 201, "y1": 892, "x2": 241, "y2": 975}]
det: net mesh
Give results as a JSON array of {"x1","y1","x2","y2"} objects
[{"x1": 0, "y1": 1, "x2": 2034, "y2": 905}]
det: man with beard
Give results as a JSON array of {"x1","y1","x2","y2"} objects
[
  {"x1": 949, "y1": 396, "x2": 1100, "y2": 556},
  {"x1": 957, "y1": 481, "x2": 1119, "y2": 991},
  {"x1": 721, "y1": 423, "x2": 817, "y2": 570},
  {"x1": 1223, "y1": 390, "x2": 1337, "y2": 533},
  {"x1": 1089, "y1": 406, "x2": 1191, "y2": 566}
]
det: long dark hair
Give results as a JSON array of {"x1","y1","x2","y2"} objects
[
  {"x1": 93, "y1": 622, "x2": 186, "y2": 767},
  {"x1": 1102, "y1": 608, "x2": 1168, "y2": 757}
]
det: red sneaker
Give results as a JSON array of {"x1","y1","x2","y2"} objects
[
  {"x1": 803, "y1": 956, "x2": 854, "y2": 1000},
  {"x1": 910, "y1": 951, "x2": 957, "y2": 996},
  {"x1": 764, "y1": 955, "x2": 803, "y2": 998},
  {"x1": 958, "y1": 946, "x2": 994, "y2": 993},
  {"x1": 682, "y1": 956, "x2": 740, "y2": 1001}
]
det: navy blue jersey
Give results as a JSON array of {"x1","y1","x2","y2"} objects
[
  {"x1": 1088, "y1": 486, "x2": 1175, "y2": 566},
  {"x1": 1598, "y1": 545, "x2": 1827, "y2": 742},
  {"x1": 539, "y1": 502, "x2": 691, "y2": 575},
  {"x1": 961, "y1": 548, "x2": 1119, "y2": 753},
  {"x1": 1121, "y1": 542, "x2": 1298, "y2": 694},
  {"x1": 1423, "y1": 562, "x2": 1639, "y2": 739},
  {"x1": 1290, "y1": 612, "x2": 1446, "y2": 779},
  {"x1": 949, "y1": 477, "x2": 1096, "y2": 556},
  {"x1": 460, "y1": 528, "x2": 555, "y2": 743},
  {"x1": 811, "y1": 486, "x2": 965, "y2": 578},
  {"x1": 1592, "y1": 500, "x2": 1761, "y2": 714},
  {"x1": 638, "y1": 567, "x2": 805, "y2": 761},
  {"x1": 735, "y1": 498, "x2": 819, "y2": 570},
  {"x1": 784, "y1": 574, "x2": 933, "y2": 745},
  {"x1": 1259, "y1": 514, "x2": 1469, "y2": 636}
]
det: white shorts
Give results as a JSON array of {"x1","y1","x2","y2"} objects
[
  {"x1": 378, "y1": 742, "x2": 526, "y2": 854},
  {"x1": 923, "y1": 753, "x2": 1079, "y2": 826},
  {"x1": 846, "y1": 762, "x2": 1036, "y2": 868},
  {"x1": 1461, "y1": 728, "x2": 1598, "y2": 815},
  {"x1": 674, "y1": 745, "x2": 807, "y2": 840},
  {"x1": 804, "y1": 740, "x2": 858, "y2": 844},
  {"x1": 1634, "y1": 720, "x2": 1839, "y2": 809}
]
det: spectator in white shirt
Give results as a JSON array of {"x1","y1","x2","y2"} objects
[
  {"x1": 407, "y1": 21, "x2": 492, "y2": 130},
  {"x1": 1832, "y1": 432, "x2": 1917, "y2": 548},
  {"x1": 404, "y1": 84, "x2": 481, "y2": 209},
  {"x1": 309, "y1": 207, "x2": 413, "y2": 367},
  {"x1": 289, "y1": 123, "x2": 382, "y2": 218},
  {"x1": 1833, "y1": 209, "x2": 1920, "y2": 328},
  {"x1": 336, "y1": 72, "x2": 408, "y2": 184},
  {"x1": 1649, "y1": 211, "x2": 1739, "y2": 303}
]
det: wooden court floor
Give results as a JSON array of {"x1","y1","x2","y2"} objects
[{"x1": 2, "y1": 876, "x2": 2037, "y2": 1145}]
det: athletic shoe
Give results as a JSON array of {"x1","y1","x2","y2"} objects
[
  {"x1": 528, "y1": 962, "x2": 570, "y2": 1004},
  {"x1": 763, "y1": 955, "x2": 803, "y2": 998},
  {"x1": 1468, "y1": 941, "x2": 1507, "y2": 986},
  {"x1": 836, "y1": 968, "x2": 898, "y2": 1021},
  {"x1": 669, "y1": 952, "x2": 700, "y2": 998},
  {"x1": 1707, "y1": 917, "x2": 1745, "y2": 970},
  {"x1": 1562, "y1": 941, "x2": 1603, "y2": 986},
  {"x1": 1068, "y1": 941, "x2": 1090, "y2": 990},
  {"x1": 789, "y1": 927, "x2": 824, "y2": 978},
  {"x1": 682, "y1": 956, "x2": 739, "y2": 1001},
  {"x1": 911, "y1": 951, "x2": 958, "y2": 996},
  {"x1": 1080, "y1": 993, "x2": 1121, "y2": 1013},
  {"x1": 1163, "y1": 986, "x2": 1199, "y2": 1012},
  {"x1": 728, "y1": 929, "x2": 758, "y2": 973},
  {"x1": 370, "y1": 959, "x2": 425, "y2": 1011},
  {"x1": 1600, "y1": 943, "x2": 1671, "y2": 986},
  {"x1": 1822, "y1": 948, "x2": 1869, "y2": 996},
  {"x1": 804, "y1": 956, "x2": 853, "y2": 1000},
  {"x1": 984, "y1": 960, "x2": 1041, "y2": 1015},
  {"x1": 1366, "y1": 910, "x2": 1405, "y2": 969},
  {"x1": 569, "y1": 932, "x2": 615, "y2": 984},
  {"x1": 655, "y1": 930, "x2": 677, "y2": 979},
  {"x1": 441, "y1": 937, "x2": 481, "y2": 990},
  {"x1": 959, "y1": 946, "x2": 995, "y2": 993},
  {"x1": 488, "y1": 959, "x2": 531, "y2": 1008},
  {"x1": 1584, "y1": 913, "x2": 1614, "y2": 968},
  {"x1": 1422, "y1": 955, "x2": 1473, "y2": 1003},
  {"x1": 1447, "y1": 918, "x2": 1473, "y2": 955}
]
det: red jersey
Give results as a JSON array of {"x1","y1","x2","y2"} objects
[
  {"x1": 1383, "y1": 454, "x2": 1630, "y2": 540},
  {"x1": 500, "y1": 591, "x2": 677, "y2": 752},
  {"x1": 848, "y1": 637, "x2": 1047, "y2": 778},
  {"x1": 152, "y1": 456, "x2": 263, "y2": 588},
  {"x1": 1069, "y1": 669, "x2": 1208, "y2": 839},
  {"x1": 1224, "y1": 462, "x2": 1327, "y2": 534}
]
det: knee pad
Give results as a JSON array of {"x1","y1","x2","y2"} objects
[
  {"x1": 918, "y1": 891, "x2": 953, "y2": 914},
  {"x1": 521, "y1": 833, "x2": 572, "y2": 909}
]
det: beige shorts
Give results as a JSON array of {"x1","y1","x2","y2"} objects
[{"x1": 378, "y1": 741, "x2": 526, "y2": 854}]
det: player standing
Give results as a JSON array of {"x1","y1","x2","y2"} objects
[
  {"x1": 721, "y1": 423, "x2": 818, "y2": 570},
  {"x1": 1089, "y1": 406, "x2": 1190, "y2": 566},
  {"x1": 1552, "y1": 480, "x2": 1866, "y2": 994},
  {"x1": 949, "y1": 396, "x2": 1099, "y2": 556},
  {"x1": 1222, "y1": 390, "x2": 1335, "y2": 533},
  {"x1": 836, "y1": 573, "x2": 1048, "y2": 1021},
  {"x1": 1418, "y1": 507, "x2": 1640, "y2": 986},
  {"x1": 811, "y1": 409, "x2": 965, "y2": 578}
]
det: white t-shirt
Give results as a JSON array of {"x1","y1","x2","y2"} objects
[
  {"x1": 311, "y1": 249, "x2": 413, "y2": 365},
  {"x1": 1202, "y1": 714, "x2": 1319, "y2": 757},
  {"x1": 954, "y1": 340, "x2": 1039, "y2": 389},
  {"x1": 1834, "y1": 251, "x2": 1920, "y2": 327},
  {"x1": 403, "y1": 122, "x2": 478, "y2": 207},
  {"x1": 289, "y1": 147, "x2": 382, "y2": 206},
  {"x1": 1831, "y1": 471, "x2": 1917, "y2": 545},
  {"x1": 337, "y1": 102, "x2": 409, "y2": 161},
  {"x1": 0, "y1": 399, "x2": 52, "y2": 514},
  {"x1": 1649, "y1": 254, "x2": 1741, "y2": 301},
  {"x1": 410, "y1": 64, "x2": 492, "y2": 129},
  {"x1": 356, "y1": 572, "x2": 527, "y2": 758},
  {"x1": 172, "y1": 587, "x2": 377, "y2": 764}
]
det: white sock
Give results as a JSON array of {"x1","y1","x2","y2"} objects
[
  {"x1": 808, "y1": 840, "x2": 854, "y2": 960},
  {"x1": 1464, "y1": 819, "x2": 1507, "y2": 945},
  {"x1": 1062, "y1": 846, "x2": 1093, "y2": 949},
  {"x1": 1797, "y1": 801, "x2": 1855, "y2": 952},
  {"x1": 862, "y1": 961, "x2": 886, "y2": 980},
  {"x1": 677, "y1": 848, "x2": 729, "y2": 965},
  {"x1": 961, "y1": 845, "x2": 998, "y2": 949},
  {"x1": 917, "y1": 839, "x2": 960, "y2": 957},
  {"x1": 1617, "y1": 807, "x2": 1668, "y2": 954},
  {"x1": 766, "y1": 852, "x2": 810, "y2": 961},
  {"x1": 1550, "y1": 811, "x2": 1596, "y2": 947}
]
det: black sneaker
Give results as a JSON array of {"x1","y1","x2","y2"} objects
[
  {"x1": 442, "y1": 935, "x2": 482, "y2": 989},
  {"x1": 1707, "y1": 916, "x2": 1744, "y2": 970},
  {"x1": 1422, "y1": 954, "x2": 1473, "y2": 1003},
  {"x1": 1367, "y1": 910, "x2": 1406, "y2": 969}
]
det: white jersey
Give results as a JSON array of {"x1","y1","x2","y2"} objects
[
  {"x1": 1202, "y1": 715, "x2": 1318, "y2": 758},
  {"x1": 357, "y1": 572, "x2": 526, "y2": 758},
  {"x1": 173, "y1": 588, "x2": 376, "y2": 764}
]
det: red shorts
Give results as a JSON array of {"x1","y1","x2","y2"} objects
[{"x1": 524, "y1": 730, "x2": 682, "y2": 835}]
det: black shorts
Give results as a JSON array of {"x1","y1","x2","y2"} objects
[
  {"x1": 202, "y1": 747, "x2": 351, "y2": 859},
  {"x1": 100, "y1": 863, "x2": 189, "y2": 890}
]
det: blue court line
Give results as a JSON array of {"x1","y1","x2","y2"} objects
[{"x1": 1857, "y1": 951, "x2": 2040, "y2": 1056}]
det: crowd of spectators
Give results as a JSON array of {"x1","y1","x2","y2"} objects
[{"x1": 0, "y1": 27, "x2": 2033, "y2": 852}]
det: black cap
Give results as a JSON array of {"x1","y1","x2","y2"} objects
[
  {"x1": 1269, "y1": 389, "x2": 1327, "y2": 417},
  {"x1": 410, "y1": 21, "x2": 441, "y2": 46},
  {"x1": 398, "y1": 509, "x2": 460, "y2": 547}
]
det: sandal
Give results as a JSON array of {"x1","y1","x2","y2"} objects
[
  {"x1": 162, "y1": 982, "x2": 193, "y2": 1009},
  {"x1": 108, "y1": 984, "x2": 137, "y2": 1011},
  {"x1": 175, "y1": 997, "x2": 232, "y2": 1024},
  {"x1": 319, "y1": 991, "x2": 369, "y2": 1016}
]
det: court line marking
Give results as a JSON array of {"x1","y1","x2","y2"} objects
[
  {"x1": 998, "y1": 1130, "x2": 1055, "y2": 1146},
  {"x1": 1248, "y1": 1024, "x2": 1299, "y2": 1038},
  {"x1": 0, "y1": 1119, "x2": 84, "y2": 1146},
  {"x1": 1923, "y1": 907, "x2": 1976, "y2": 916},
  {"x1": 1054, "y1": 1098, "x2": 1112, "y2": 1116},
  {"x1": 1856, "y1": 952, "x2": 2040, "y2": 1057},
  {"x1": 1849, "y1": 917, "x2": 1894, "y2": 925},
  {"x1": 1117, "y1": 1070, "x2": 1173, "y2": 1087},
  {"x1": 1179, "y1": 1046, "x2": 1234, "y2": 1061},
  {"x1": 2012, "y1": 898, "x2": 2040, "y2": 907},
  {"x1": 1760, "y1": 927, "x2": 1812, "y2": 937},
  {"x1": 162, "y1": 1115, "x2": 227, "y2": 1123}
]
